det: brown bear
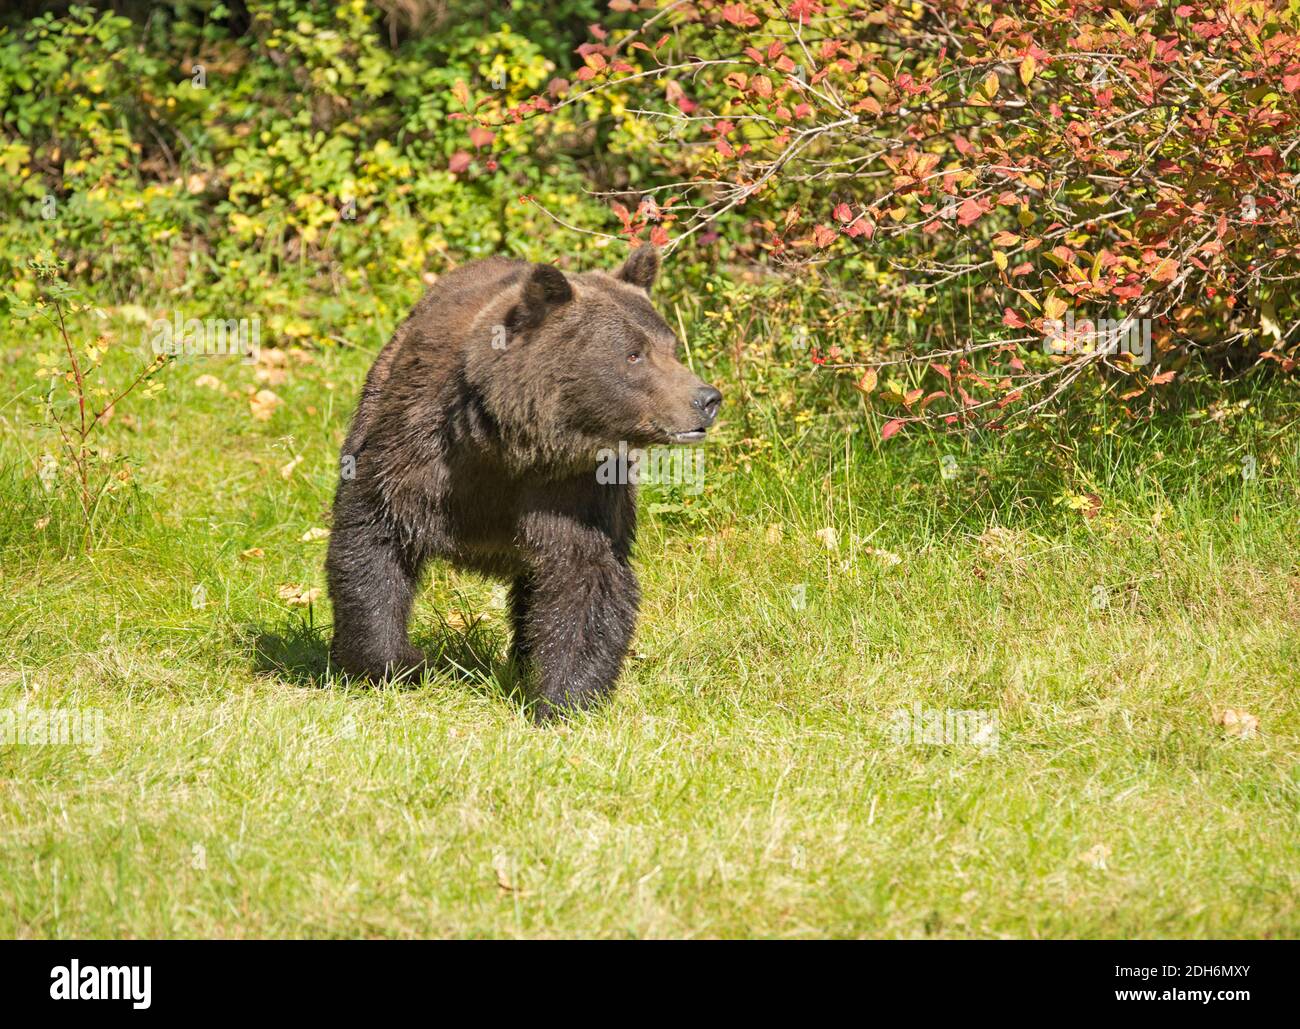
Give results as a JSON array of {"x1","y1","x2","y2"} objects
[{"x1": 325, "y1": 247, "x2": 721, "y2": 718}]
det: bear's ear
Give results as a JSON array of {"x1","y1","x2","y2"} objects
[
  {"x1": 614, "y1": 245, "x2": 660, "y2": 292},
  {"x1": 509, "y1": 263, "x2": 573, "y2": 332}
]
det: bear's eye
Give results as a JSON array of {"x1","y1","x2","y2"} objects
[{"x1": 627, "y1": 351, "x2": 643, "y2": 365}]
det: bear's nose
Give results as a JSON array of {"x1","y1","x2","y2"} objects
[{"x1": 693, "y1": 385, "x2": 722, "y2": 426}]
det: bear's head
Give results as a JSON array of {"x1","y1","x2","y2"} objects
[{"x1": 471, "y1": 249, "x2": 722, "y2": 469}]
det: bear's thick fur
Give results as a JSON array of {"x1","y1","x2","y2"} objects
[{"x1": 326, "y1": 248, "x2": 721, "y2": 718}]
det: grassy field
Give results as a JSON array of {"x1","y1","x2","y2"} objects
[{"x1": 1, "y1": 304, "x2": 1298, "y2": 938}]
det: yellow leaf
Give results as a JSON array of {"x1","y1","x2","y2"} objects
[
  {"x1": 982, "y1": 70, "x2": 1000, "y2": 99},
  {"x1": 1261, "y1": 302, "x2": 1282, "y2": 342},
  {"x1": 1019, "y1": 55, "x2": 1036, "y2": 87},
  {"x1": 1090, "y1": 250, "x2": 1106, "y2": 282}
]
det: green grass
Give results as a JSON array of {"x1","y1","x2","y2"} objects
[{"x1": 1, "y1": 309, "x2": 1298, "y2": 938}]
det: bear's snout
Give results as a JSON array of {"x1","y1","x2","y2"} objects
[
  {"x1": 693, "y1": 385, "x2": 722, "y2": 427},
  {"x1": 661, "y1": 381, "x2": 721, "y2": 443}
]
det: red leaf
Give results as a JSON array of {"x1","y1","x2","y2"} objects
[
  {"x1": 788, "y1": 0, "x2": 824, "y2": 25},
  {"x1": 721, "y1": 4, "x2": 760, "y2": 27},
  {"x1": 880, "y1": 419, "x2": 905, "y2": 441},
  {"x1": 1149, "y1": 258, "x2": 1179, "y2": 283},
  {"x1": 957, "y1": 197, "x2": 987, "y2": 227}
]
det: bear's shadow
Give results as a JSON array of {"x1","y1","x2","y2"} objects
[{"x1": 244, "y1": 615, "x2": 523, "y2": 702}]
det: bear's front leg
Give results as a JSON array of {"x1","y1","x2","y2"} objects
[
  {"x1": 518, "y1": 541, "x2": 639, "y2": 720},
  {"x1": 507, "y1": 574, "x2": 534, "y2": 665},
  {"x1": 326, "y1": 515, "x2": 424, "y2": 681}
]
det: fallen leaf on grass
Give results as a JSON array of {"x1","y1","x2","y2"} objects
[
  {"x1": 1216, "y1": 708, "x2": 1259, "y2": 739},
  {"x1": 1079, "y1": 843, "x2": 1111, "y2": 870},
  {"x1": 240, "y1": 547, "x2": 264, "y2": 560},
  {"x1": 300, "y1": 527, "x2": 330, "y2": 542},
  {"x1": 862, "y1": 546, "x2": 902, "y2": 567},
  {"x1": 249, "y1": 389, "x2": 282, "y2": 421},
  {"x1": 1059, "y1": 491, "x2": 1103, "y2": 519},
  {"x1": 765, "y1": 523, "x2": 784, "y2": 545},
  {"x1": 492, "y1": 854, "x2": 529, "y2": 895},
  {"x1": 815, "y1": 527, "x2": 839, "y2": 551},
  {"x1": 277, "y1": 584, "x2": 320, "y2": 606},
  {"x1": 280, "y1": 455, "x2": 304, "y2": 479},
  {"x1": 255, "y1": 348, "x2": 290, "y2": 386}
]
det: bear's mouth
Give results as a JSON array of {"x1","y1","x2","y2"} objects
[{"x1": 667, "y1": 427, "x2": 708, "y2": 443}]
